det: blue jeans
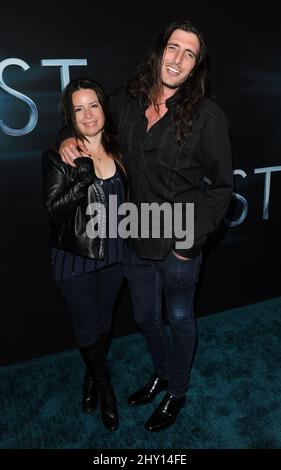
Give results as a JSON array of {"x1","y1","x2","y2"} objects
[{"x1": 125, "y1": 247, "x2": 202, "y2": 397}]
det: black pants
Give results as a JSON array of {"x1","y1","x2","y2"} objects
[{"x1": 57, "y1": 264, "x2": 124, "y2": 347}]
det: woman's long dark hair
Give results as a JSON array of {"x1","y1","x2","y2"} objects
[
  {"x1": 125, "y1": 20, "x2": 207, "y2": 144},
  {"x1": 60, "y1": 78, "x2": 124, "y2": 171}
]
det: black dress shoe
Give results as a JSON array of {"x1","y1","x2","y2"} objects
[
  {"x1": 82, "y1": 374, "x2": 98, "y2": 413},
  {"x1": 145, "y1": 392, "x2": 186, "y2": 432},
  {"x1": 128, "y1": 374, "x2": 168, "y2": 406}
]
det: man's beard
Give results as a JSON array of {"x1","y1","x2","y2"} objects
[{"x1": 162, "y1": 78, "x2": 184, "y2": 90}]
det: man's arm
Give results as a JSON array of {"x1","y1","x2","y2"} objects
[
  {"x1": 174, "y1": 110, "x2": 233, "y2": 258},
  {"x1": 56, "y1": 127, "x2": 90, "y2": 167}
]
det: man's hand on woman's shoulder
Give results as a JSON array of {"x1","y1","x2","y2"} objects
[{"x1": 59, "y1": 138, "x2": 90, "y2": 167}]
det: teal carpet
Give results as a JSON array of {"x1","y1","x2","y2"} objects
[{"x1": 1, "y1": 297, "x2": 281, "y2": 449}]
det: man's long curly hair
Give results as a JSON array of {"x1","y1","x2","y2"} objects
[{"x1": 125, "y1": 20, "x2": 207, "y2": 144}]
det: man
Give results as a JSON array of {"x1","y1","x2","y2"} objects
[{"x1": 58, "y1": 20, "x2": 233, "y2": 432}]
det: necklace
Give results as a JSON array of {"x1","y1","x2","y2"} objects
[
  {"x1": 89, "y1": 146, "x2": 108, "y2": 163},
  {"x1": 92, "y1": 152, "x2": 105, "y2": 162}
]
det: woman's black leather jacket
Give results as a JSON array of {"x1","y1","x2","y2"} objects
[{"x1": 42, "y1": 148, "x2": 126, "y2": 259}]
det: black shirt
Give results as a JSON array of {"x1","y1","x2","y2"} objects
[{"x1": 108, "y1": 88, "x2": 233, "y2": 259}]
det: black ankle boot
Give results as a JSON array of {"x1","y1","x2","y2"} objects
[
  {"x1": 79, "y1": 340, "x2": 119, "y2": 431},
  {"x1": 82, "y1": 370, "x2": 98, "y2": 413}
]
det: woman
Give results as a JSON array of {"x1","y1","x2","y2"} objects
[{"x1": 42, "y1": 78, "x2": 127, "y2": 431}]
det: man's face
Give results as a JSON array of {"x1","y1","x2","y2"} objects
[{"x1": 161, "y1": 29, "x2": 200, "y2": 90}]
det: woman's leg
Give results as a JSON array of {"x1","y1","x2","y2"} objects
[
  {"x1": 96, "y1": 263, "x2": 124, "y2": 339},
  {"x1": 57, "y1": 271, "x2": 100, "y2": 413},
  {"x1": 57, "y1": 265, "x2": 124, "y2": 430}
]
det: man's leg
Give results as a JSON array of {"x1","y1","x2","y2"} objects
[
  {"x1": 145, "y1": 250, "x2": 202, "y2": 431},
  {"x1": 124, "y1": 247, "x2": 170, "y2": 405}
]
